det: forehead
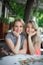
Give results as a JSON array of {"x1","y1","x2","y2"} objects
[
  {"x1": 27, "y1": 22, "x2": 33, "y2": 26},
  {"x1": 13, "y1": 21, "x2": 23, "y2": 26}
]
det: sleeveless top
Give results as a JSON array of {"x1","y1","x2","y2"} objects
[{"x1": 5, "y1": 32, "x2": 26, "y2": 52}]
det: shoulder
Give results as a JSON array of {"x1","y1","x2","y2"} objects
[
  {"x1": 5, "y1": 32, "x2": 16, "y2": 39},
  {"x1": 5, "y1": 32, "x2": 12, "y2": 37}
]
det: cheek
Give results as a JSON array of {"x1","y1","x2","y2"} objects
[
  {"x1": 13, "y1": 27, "x2": 17, "y2": 31},
  {"x1": 32, "y1": 29, "x2": 35, "y2": 32},
  {"x1": 26, "y1": 28, "x2": 30, "y2": 33},
  {"x1": 20, "y1": 28, "x2": 23, "y2": 32},
  {"x1": 32, "y1": 29, "x2": 35, "y2": 33}
]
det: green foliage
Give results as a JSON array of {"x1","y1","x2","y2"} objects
[
  {"x1": 32, "y1": 9, "x2": 43, "y2": 27},
  {"x1": 9, "y1": 2, "x2": 25, "y2": 18},
  {"x1": 0, "y1": 17, "x2": 9, "y2": 23},
  {"x1": 37, "y1": 17, "x2": 43, "y2": 27},
  {"x1": 40, "y1": 0, "x2": 43, "y2": 3},
  {"x1": 37, "y1": 9, "x2": 43, "y2": 27}
]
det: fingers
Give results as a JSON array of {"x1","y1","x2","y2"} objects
[
  {"x1": 32, "y1": 31, "x2": 37, "y2": 36},
  {"x1": 28, "y1": 31, "x2": 37, "y2": 37},
  {"x1": 1, "y1": 49, "x2": 8, "y2": 55},
  {"x1": 13, "y1": 31, "x2": 19, "y2": 37}
]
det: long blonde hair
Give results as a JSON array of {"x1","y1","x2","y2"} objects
[{"x1": 26, "y1": 20, "x2": 41, "y2": 45}]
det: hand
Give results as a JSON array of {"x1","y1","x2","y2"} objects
[
  {"x1": 13, "y1": 31, "x2": 20, "y2": 37},
  {"x1": 29, "y1": 31, "x2": 37, "y2": 37},
  {"x1": 8, "y1": 52, "x2": 14, "y2": 56},
  {"x1": 1, "y1": 48, "x2": 8, "y2": 55}
]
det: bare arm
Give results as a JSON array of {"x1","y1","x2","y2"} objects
[
  {"x1": 18, "y1": 39, "x2": 27, "y2": 54},
  {"x1": 5, "y1": 38, "x2": 27, "y2": 54},
  {"x1": 5, "y1": 38, "x2": 15, "y2": 54},
  {"x1": 14, "y1": 35, "x2": 21, "y2": 54},
  {"x1": 28, "y1": 35, "x2": 36, "y2": 55},
  {"x1": 28, "y1": 35, "x2": 41, "y2": 55},
  {"x1": 5, "y1": 35, "x2": 21, "y2": 54}
]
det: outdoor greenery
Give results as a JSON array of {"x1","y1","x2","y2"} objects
[
  {"x1": 31, "y1": 8, "x2": 43, "y2": 27},
  {"x1": 37, "y1": 9, "x2": 43, "y2": 27},
  {"x1": 0, "y1": 17, "x2": 9, "y2": 23},
  {"x1": 37, "y1": 16, "x2": 43, "y2": 27},
  {"x1": 1, "y1": 0, "x2": 43, "y2": 27},
  {"x1": 8, "y1": 1, "x2": 43, "y2": 27},
  {"x1": 8, "y1": 1, "x2": 26, "y2": 18}
]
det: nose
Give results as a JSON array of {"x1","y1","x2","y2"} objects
[
  {"x1": 17, "y1": 27, "x2": 20, "y2": 31},
  {"x1": 18, "y1": 27, "x2": 20, "y2": 29}
]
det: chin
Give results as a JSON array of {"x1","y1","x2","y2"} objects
[{"x1": 17, "y1": 32, "x2": 21, "y2": 34}]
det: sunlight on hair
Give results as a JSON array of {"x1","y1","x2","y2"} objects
[
  {"x1": 21, "y1": 19, "x2": 25, "y2": 25},
  {"x1": 32, "y1": 17, "x2": 41, "y2": 37}
]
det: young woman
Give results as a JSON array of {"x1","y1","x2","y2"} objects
[
  {"x1": 26, "y1": 20, "x2": 41, "y2": 55},
  {"x1": 5, "y1": 19, "x2": 27, "y2": 55}
]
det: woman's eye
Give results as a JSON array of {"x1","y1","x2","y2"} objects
[
  {"x1": 20, "y1": 26, "x2": 23, "y2": 27},
  {"x1": 32, "y1": 27, "x2": 34, "y2": 29},
  {"x1": 15, "y1": 26, "x2": 23, "y2": 27},
  {"x1": 15, "y1": 26, "x2": 18, "y2": 27}
]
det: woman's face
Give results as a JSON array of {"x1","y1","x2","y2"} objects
[
  {"x1": 26, "y1": 22, "x2": 35, "y2": 34},
  {"x1": 13, "y1": 21, "x2": 23, "y2": 34}
]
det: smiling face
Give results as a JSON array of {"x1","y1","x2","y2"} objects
[
  {"x1": 13, "y1": 21, "x2": 23, "y2": 34},
  {"x1": 26, "y1": 22, "x2": 35, "y2": 35}
]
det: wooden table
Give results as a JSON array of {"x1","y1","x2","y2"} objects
[{"x1": 0, "y1": 54, "x2": 43, "y2": 65}]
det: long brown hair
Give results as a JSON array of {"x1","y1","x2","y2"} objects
[{"x1": 26, "y1": 20, "x2": 41, "y2": 45}]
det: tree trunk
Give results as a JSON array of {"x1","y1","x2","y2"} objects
[{"x1": 23, "y1": 0, "x2": 34, "y2": 22}]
